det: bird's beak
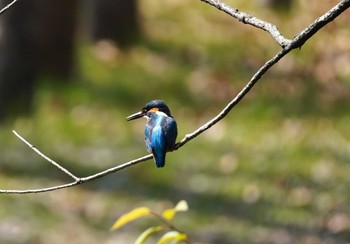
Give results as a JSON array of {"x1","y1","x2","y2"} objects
[{"x1": 126, "y1": 111, "x2": 144, "y2": 121}]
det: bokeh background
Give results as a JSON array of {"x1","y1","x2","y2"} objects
[{"x1": 0, "y1": 0, "x2": 350, "y2": 243}]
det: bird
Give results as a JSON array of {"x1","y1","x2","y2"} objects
[{"x1": 126, "y1": 100, "x2": 178, "y2": 168}]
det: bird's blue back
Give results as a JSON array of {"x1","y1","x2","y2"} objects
[{"x1": 144, "y1": 112, "x2": 177, "y2": 167}]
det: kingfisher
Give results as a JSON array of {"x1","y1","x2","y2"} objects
[{"x1": 126, "y1": 100, "x2": 178, "y2": 168}]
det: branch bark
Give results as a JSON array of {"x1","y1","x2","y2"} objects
[
  {"x1": 200, "y1": 0, "x2": 292, "y2": 48},
  {"x1": 0, "y1": 0, "x2": 19, "y2": 15},
  {"x1": 176, "y1": 0, "x2": 350, "y2": 147},
  {"x1": 0, "y1": 0, "x2": 349, "y2": 194},
  {"x1": 1, "y1": 131, "x2": 153, "y2": 194}
]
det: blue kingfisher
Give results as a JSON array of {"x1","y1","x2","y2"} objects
[{"x1": 126, "y1": 100, "x2": 178, "y2": 168}]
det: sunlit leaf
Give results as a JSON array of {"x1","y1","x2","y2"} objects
[
  {"x1": 135, "y1": 226, "x2": 164, "y2": 244},
  {"x1": 174, "y1": 200, "x2": 189, "y2": 212},
  {"x1": 162, "y1": 200, "x2": 189, "y2": 221},
  {"x1": 110, "y1": 207, "x2": 151, "y2": 231},
  {"x1": 157, "y1": 231, "x2": 187, "y2": 244},
  {"x1": 162, "y1": 209, "x2": 176, "y2": 221}
]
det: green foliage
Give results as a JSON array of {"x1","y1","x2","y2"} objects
[{"x1": 111, "y1": 200, "x2": 189, "y2": 243}]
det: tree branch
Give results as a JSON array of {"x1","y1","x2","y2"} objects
[
  {"x1": 200, "y1": 0, "x2": 292, "y2": 48},
  {"x1": 12, "y1": 130, "x2": 79, "y2": 181},
  {"x1": 288, "y1": 0, "x2": 350, "y2": 49},
  {"x1": 0, "y1": 0, "x2": 19, "y2": 15},
  {"x1": 0, "y1": 149, "x2": 152, "y2": 194},
  {"x1": 174, "y1": 49, "x2": 289, "y2": 149},
  {"x1": 0, "y1": 0, "x2": 349, "y2": 194},
  {"x1": 175, "y1": 0, "x2": 350, "y2": 146}
]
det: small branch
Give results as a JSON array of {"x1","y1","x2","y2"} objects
[
  {"x1": 149, "y1": 211, "x2": 187, "y2": 235},
  {"x1": 0, "y1": 0, "x2": 349, "y2": 194},
  {"x1": 174, "y1": 0, "x2": 350, "y2": 147},
  {"x1": 12, "y1": 130, "x2": 79, "y2": 181},
  {"x1": 289, "y1": 0, "x2": 350, "y2": 49},
  {"x1": 0, "y1": 0, "x2": 19, "y2": 15},
  {"x1": 0, "y1": 149, "x2": 153, "y2": 194},
  {"x1": 175, "y1": 49, "x2": 288, "y2": 149},
  {"x1": 0, "y1": 182, "x2": 78, "y2": 194},
  {"x1": 200, "y1": 0, "x2": 292, "y2": 48},
  {"x1": 80, "y1": 154, "x2": 153, "y2": 182}
]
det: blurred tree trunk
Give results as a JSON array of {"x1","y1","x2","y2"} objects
[
  {"x1": 35, "y1": 0, "x2": 79, "y2": 78},
  {"x1": 0, "y1": 0, "x2": 78, "y2": 120},
  {"x1": 0, "y1": 0, "x2": 38, "y2": 119},
  {"x1": 258, "y1": 0, "x2": 292, "y2": 11},
  {"x1": 92, "y1": 0, "x2": 140, "y2": 46},
  {"x1": 0, "y1": 0, "x2": 139, "y2": 120}
]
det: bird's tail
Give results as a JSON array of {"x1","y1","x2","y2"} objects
[
  {"x1": 151, "y1": 126, "x2": 167, "y2": 168},
  {"x1": 154, "y1": 151, "x2": 166, "y2": 168}
]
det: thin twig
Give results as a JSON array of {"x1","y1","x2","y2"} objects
[
  {"x1": 174, "y1": 49, "x2": 289, "y2": 149},
  {"x1": 12, "y1": 130, "x2": 79, "y2": 181},
  {"x1": 0, "y1": 181, "x2": 78, "y2": 194},
  {"x1": 0, "y1": 154, "x2": 153, "y2": 194},
  {"x1": 0, "y1": 0, "x2": 19, "y2": 15},
  {"x1": 288, "y1": 0, "x2": 350, "y2": 49},
  {"x1": 200, "y1": 0, "x2": 292, "y2": 48},
  {"x1": 175, "y1": 0, "x2": 350, "y2": 148},
  {"x1": 0, "y1": 0, "x2": 349, "y2": 194},
  {"x1": 80, "y1": 154, "x2": 153, "y2": 182}
]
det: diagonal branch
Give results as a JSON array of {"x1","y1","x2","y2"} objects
[
  {"x1": 200, "y1": 0, "x2": 292, "y2": 48},
  {"x1": 174, "y1": 49, "x2": 289, "y2": 149},
  {"x1": 0, "y1": 0, "x2": 349, "y2": 194},
  {"x1": 12, "y1": 130, "x2": 79, "y2": 181},
  {"x1": 288, "y1": 0, "x2": 350, "y2": 49},
  {"x1": 0, "y1": 0, "x2": 19, "y2": 15},
  {"x1": 175, "y1": 0, "x2": 350, "y2": 147},
  {"x1": 0, "y1": 153, "x2": 153, "y2": 194}
]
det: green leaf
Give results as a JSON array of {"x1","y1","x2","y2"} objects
[
  {"x1": 135, "y1": 226, "x2": 164, "y2": 244},
  {"x1": 110, "y1": 207, "x2": 151, "y2": 231},
  {"x1": 157, "y1": 231, "x2": 188, "y2": 244},
  {"x1": 162, "y1": 200, "x2": 189, "y2": 221}
]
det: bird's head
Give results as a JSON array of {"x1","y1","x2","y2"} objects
[{"x1": 126, "y1": 100, "x2": 172, "y2": 121}]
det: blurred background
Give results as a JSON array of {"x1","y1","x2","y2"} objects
[{"x1": 0, "y1": 0, "x2": 350, "y2": 243}]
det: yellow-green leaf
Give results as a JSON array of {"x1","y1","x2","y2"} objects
[
  {"x1": 135, "y1": 226, "x2": 164, "y2": 244},
  {"x1": 174, "y1": 200, "x2": 189, "y2": 212},
  {"x1": 110, "y1": 207, "x2": 151, "y2": 231},
  {"x1": 162, "y1": 208, "x2": 176, "y2": 221},
  {"x1": 157, "y1": 231, "x2": 187, "y2": 244},
  {"x1": 162, "y1": 200, "x2": 189, "y2": 221}
]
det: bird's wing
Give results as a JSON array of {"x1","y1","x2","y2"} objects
[
  {"x1": 144, "y1": 122, "x2": 152, "y2": 153},
  {"x1": 162, "y1": 117, "x2": 178, "y2": 151}
]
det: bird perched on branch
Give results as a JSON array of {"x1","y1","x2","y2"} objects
[{"x1": 126, "y1": 100, "x2": 178, "y2": 168}]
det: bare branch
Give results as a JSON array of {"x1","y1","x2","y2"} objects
[
  {"x1": 0, "y1": 0, "x2": 349, "y2": 194},
  {"x1": 200, "y1": 0, "x2": 292, "y2": 48},
  {"x1": 175, "y1": 0, "x2": 350, "y2": 147},
  {"x1": 12, "y1": 130, "x2": 79, "y2": 181},
  {"x1": 175, "y1": 49, "x2": 288, "y2": 149},
  {"x1": 288, "y1": 0, "x2": 350, "y2": 49},
  {"x1": 0, "y1": 181, "x2": 78, "y2": 194},
  {"x1": 0, "y1": 153, "x2": 153, "y2": 194},
  {"x1": 0, "y1": 0, "x2": 19, "y2": 15}
]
